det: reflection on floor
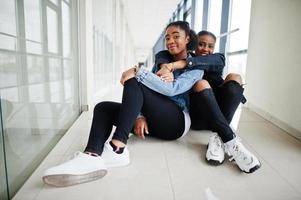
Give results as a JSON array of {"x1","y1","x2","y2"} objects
[{"x1": 12, "y1": 89, "x2": 301, "y2": 200}]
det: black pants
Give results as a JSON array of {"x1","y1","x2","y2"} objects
[
  {"x1": 190, "y1": 80, "x2": 245, "y2": 143},
  {"x1": 85, "y1": 78, "x2": 185, "y2": 155}
]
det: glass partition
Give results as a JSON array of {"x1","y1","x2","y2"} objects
[
  {"x1": 0, "y1": 103, "x2": 9, "y2": 200},
  {"x1": 0, "y1": 0, "x2": 80, "y2": 198}
]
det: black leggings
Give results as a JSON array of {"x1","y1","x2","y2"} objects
[
  {"x1": 85, "y1": 78, "x2": 185, "y2": 155},
  {"x1": 190, "y1": 80, "x2": 244, "y2": 143}
]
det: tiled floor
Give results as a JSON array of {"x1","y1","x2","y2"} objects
[{"x1": 13, "y1": 88, "x2": 301, "y2": 200}]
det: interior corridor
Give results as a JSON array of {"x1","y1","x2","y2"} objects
[{"x1": 13, "y1": 86, "x2": 301, "y2": 200}]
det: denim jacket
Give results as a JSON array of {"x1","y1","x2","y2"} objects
[
  {"x1": 135, "y1": 66, "x2": 203, "y2": 111},
  {"x1": 155, "y1": 50, "x2": 225, "y2": 87}
]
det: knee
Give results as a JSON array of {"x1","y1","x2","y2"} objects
[
  {"x1": 124, "y1": 77, "x2": 137, "y2": 86},
  {"x1": 193, "y1": 80, "x2": 211, "y2": 92},
  {"x1": 94, "y1": 101, "x2": 109, "y2": 113},
  {"x1": 224, "y1": 73, "x2": 242, "y2": 85}
]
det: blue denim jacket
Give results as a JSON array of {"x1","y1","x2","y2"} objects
[{"x1": 135, "y1": 67, "x2": 203, "y2": 111}]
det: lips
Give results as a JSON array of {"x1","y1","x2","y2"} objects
[
  {"x1": 200, "y1": 51, "x2": 209, "y2": 56},
  {"x1": 168, "y1": 45, "x2": 177, "y2": 51}
]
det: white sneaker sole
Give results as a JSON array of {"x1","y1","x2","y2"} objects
[{"x1": 43, "y1": 169, "x2": 107, "y2": 187}]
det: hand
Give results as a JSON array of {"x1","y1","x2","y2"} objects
[
  {"x1": 159, "y1": 72, "x2": 174, "y2": 82},
  {"x1": 134, "y1": 117, "x2": 149, "y2": 139},
  {"x1": 156, "y1": 63, "x2": 172, "y2": 76},
  {"x1": 120, "y1": 67, "x2": 136, "y2": 85},
  {"x1": 156, "y1": 64, "x2": 174, "y2": 82}
]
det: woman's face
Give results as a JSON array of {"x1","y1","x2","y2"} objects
[
  {"x1": 165, "y1": 26, "x2": 189, "y2": 55},
  {"x1": 196, "y1": 35, "x2": 216, "y2": 56}
]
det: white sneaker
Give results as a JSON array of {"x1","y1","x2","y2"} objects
[
  {"x1": 206, "y1": 133, "x2": 225, "y2": 165},
  {"x1": 42, "y1": 152, "x2": 107, "y2": 187},
  {"x1": 101, "y1": 142, "x2": 130, "y2": 168},
  {"x1": 225, "y1": 138, "x2": 261, "y2": 173}
]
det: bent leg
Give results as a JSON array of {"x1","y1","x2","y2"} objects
[
  {"x1": 85, "y1": 102, "x2": 121, "y2": 155},
  {"x1": 216, "y1": 73, "x2": 245, "y2": 123},
  {"x1": 85, "y1": 78, "x2": 143, "y2": 154},
  {"x1": 190, "y1": 80, "x2": 235, "y2": 142}
]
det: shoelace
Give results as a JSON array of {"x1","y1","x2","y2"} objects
[
  {"x1": 228, "y1": 140, "x2": 252, "y2": 164},
  {"x1": 212, "y1": 135, "x2": 223, "y2": 152}
]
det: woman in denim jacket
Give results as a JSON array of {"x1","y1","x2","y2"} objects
[
  {"x1": 155, "y1": 30, "x2": 261, "y2": 173},
  {"x1": 42, "y1": 21, "x2": 203, "y2": 187}
]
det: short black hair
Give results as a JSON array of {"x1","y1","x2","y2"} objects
[{"x1": 197, "y1": 30, "x2": 216, "y2": 42}]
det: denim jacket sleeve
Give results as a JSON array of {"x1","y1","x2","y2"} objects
[
  {"x1": 186, "y1": 53, "x2": 225, "y2": 73},
  {"x1": 135, "y1": 67, "x2": 203, "y2": 97},
  {"x1": 152, "y1": 50, "x2": 172, "y2": 73}
]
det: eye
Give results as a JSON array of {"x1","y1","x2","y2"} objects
[
  {"x1": 173, "y1": 35, "x2": 180, "y2": 40},
  {"x1": 199, "y1": 42, "x2": 206, "y2": 47},
  {"x1": 209, "y1": 45, "x2": 215, "y2": 49}
]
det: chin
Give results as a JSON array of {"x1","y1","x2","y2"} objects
[{"x1": 168, "y1": 49, "x2": 179, "y2": 55}]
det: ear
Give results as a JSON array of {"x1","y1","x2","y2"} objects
[{"x1": 185, "y1": 35, "x2": 190, "y2": 45}]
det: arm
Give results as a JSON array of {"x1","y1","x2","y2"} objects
[
  {"x1": 135, "y1": 67, "x2": 203, "y2": 96},
  {"x1": 186, "y1": 53, "x2": 225, "y2": 73},
  {"x1": 156, "y1": 53, "x2": 225, "y2": 78}
]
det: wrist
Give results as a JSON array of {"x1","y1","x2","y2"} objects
[
  {"x1": 164, "y1": 63, "x2": 174, "y2": 72},
  {"x1": 163, "y1": 64, "x2": 172, "y2": 72}
]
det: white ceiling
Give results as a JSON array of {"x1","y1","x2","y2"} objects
[{"x1": 121, "y1": 0, "x2": 181, "y2": 62}]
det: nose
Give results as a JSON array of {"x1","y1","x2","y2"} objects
[
  {"x1": 203, "y1": 44, "x2": 209, "y2": 51},
  {"x1": 167, "y1": 37, "x2": 175, "y2": 45}
]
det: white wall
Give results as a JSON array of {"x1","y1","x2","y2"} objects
[{"x1": 246, "y1": 0, "x2": 301, "y2": 138}]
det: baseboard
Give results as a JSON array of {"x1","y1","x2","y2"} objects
[{"x1": 247, "y1": 102, "x2": 301, "y2": 141}]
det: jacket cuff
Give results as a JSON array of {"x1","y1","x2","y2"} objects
[{"x1": 135, "y1": 67, "x2": 148, "y2": 82}]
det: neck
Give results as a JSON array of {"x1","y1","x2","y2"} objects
[{"x1": 173, "y1": 50, "x2": 188, "y2": 61}]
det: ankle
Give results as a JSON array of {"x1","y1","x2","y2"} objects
[
  {"x1": 84, "y1": 151, "x2": 100, "y2": 157},
  {"x1": 109, "y1": 141, "x2": 125, "y2": 154},
  {"x1": 111, "y1": 139, "x2": 126, "y2": 148}
]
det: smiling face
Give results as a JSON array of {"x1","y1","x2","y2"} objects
[
  {"x1": 165, "y1": 25, "x2": 189, "y2": 58},
  {"x1": 196, "y1": 34, "x2": 216, "y2": 56}
]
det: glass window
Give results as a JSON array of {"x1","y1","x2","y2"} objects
[
  {"x1": 0, "y1": 1, "x2": 17, "y2": 51},
  {"x1": 63, "y1": 59, "x2": 72, "y2": 79},
  {"x1": 0, "y1": 1, "x2": 80, "y2": 197},
  {"x1": 185, "y1": 13, "x2": 192, "y2": 25},
  {"x1": 0, "y1": 1, "x2": 16, "y2": 35},
  {"x1": 186, "y1": 0, "x2": 192, "y2": 10},
  {"x1": 27, "y1": 55, "x2": 44, "y2": 84},
  {"x1": 0, "y1": 35, "x2": 16, "y2": 51},
  {"x1": 49, "y1": 58, "x2": 62, "y2": 81},
  {"x1": 228, "y1": 0, "x2": 252, "y2": 52},
  {"x1": 28, "y1": 83, "x2": 45, "y2": 102},
  {"x1": 49, "y1": 0, "x2": 58, "y2": 6},
  {"x1": 62, "y1": 2, "x2": 71, "y2": 57},
  {"x1": 227, "y1": 53, "x2": 248, "y2": 82},
  {"x1": 0, "y1": 53, "x2": 17, "y2": 88},
  {"x1": 24, "y1": 0, "x2": 42, "y2": 54},
  {"x1": 47, "y1": 7, "x2": 59, "y2": 54},
  {"x1": 194, "y1": 0, "x2": 204, "y2": 33},
  {"x1": 207, "y1": 0, "x2": 222, "y2": 52},
  {"x1": 50, "y1": 80, "x2": 62, "y2": 103},
  {"x1": 24, "y1": 0, "x2": 41, "y2": 42},
  {"x1": 0, "y1": 115, "x2": 9, "y2": 200}
]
